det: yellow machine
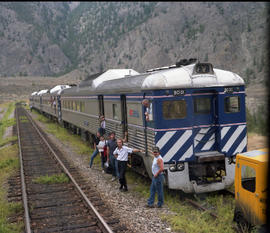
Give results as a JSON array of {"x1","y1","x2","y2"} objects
[{"x1": 234, "y1": 148, "x2": 268, "y2": 229}]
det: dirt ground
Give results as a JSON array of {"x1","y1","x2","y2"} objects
[{"x1": 247, "y1": 133, "x2": 268, "y2": 151}]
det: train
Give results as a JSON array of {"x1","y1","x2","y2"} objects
[
  {"x1": 29, "y1": 58, "x2": 247, "y2": 193},
  {"x1": 234, "y1": 148, "x2": 268, "y2": 230}
]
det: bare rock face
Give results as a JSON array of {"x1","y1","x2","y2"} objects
[{"x1": 0, "y1": 2, "x2": 268, "y2": 94}]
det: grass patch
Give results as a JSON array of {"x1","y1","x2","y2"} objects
[
  {"x1": 19, "y1": 116, "x2": 29, "y2": 123},
  {"x1": 0, "y1": 136, "x2": 17, "y2": 148},
  {"x1": 0, "y1": 158, "x2": 17, "y2": 169},
  {"x1": 0, "y1": 102, "x2": 16, "y2": 145},
  {"x1": 126, "y1": 170, "x2": 238, "y2": 233},
  {"x1": 0, "y1": 144, "x2": 23, "y2": 233},
  {"x1": 33, "y1": 173, "x2": 69, "y2": 184}
]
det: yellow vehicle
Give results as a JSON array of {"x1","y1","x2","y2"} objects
[{"x1": 234, "y1": 148, "x2": 268, "y2": 229}]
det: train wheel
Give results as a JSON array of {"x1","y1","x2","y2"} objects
[{"x1": 234, "y1": 211, "x2": 251, "y2": 232}]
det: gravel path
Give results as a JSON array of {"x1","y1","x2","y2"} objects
[
  {"x1": 29, "y1": 111, "x2": 176, "y2": 233},
  {"x1": 3, "y1": 109, "x2": 14, "y2": 139}
]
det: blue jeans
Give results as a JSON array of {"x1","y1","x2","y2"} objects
[
  {"x1": 147, "y1": 174, "x2": 164, "y2": 207},
  {"x1": 89, "y1": 148, "x2": 99, "y2": 167},
  {"x1": 115, "y1": 158, "x2": 119, "y2": 178},
  {"x1": 110, "y1": 155, "x2": 119, "y2": 178}
]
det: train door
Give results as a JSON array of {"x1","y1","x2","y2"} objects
[
  {"x1": 237, "y1": 160, "x2": 259, "y2": 225},
  {"x1": 121, "y1": 95, "x2": 128, "y2": 138},
  {"x1": 57, "y1": 95, "x2": 61, "y2": 121},
  {"x1": 192, "y1": 91, "x2": 218, "y2": 153},
  {"x1": 39, "y1": 96, "x2": 42, "y2": 112},
  {"x1": 98, "y1": 95, "x2": 104, "y2": 116}
]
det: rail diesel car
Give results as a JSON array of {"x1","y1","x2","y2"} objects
[{"x1": 30, "y1": 59, "x2": 247, "y2": 193}]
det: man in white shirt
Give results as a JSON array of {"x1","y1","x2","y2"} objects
[{"x1": 113, "y1": 139, "x2": 142, "y2": 191}]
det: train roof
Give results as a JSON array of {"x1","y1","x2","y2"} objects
[
  {"x1": 61, "y1": 63, "x2": 245, "y2": 96},
  {"x1": 37, "y1": 89, "x2": 49, "y2": 95},
  {"x1": 49, "y1": 85, "x2": 71, "y2": 95}
]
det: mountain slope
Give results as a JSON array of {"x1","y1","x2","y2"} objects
[{"x1": 0, "y1": 2, "x2": 268, "y2": 88}]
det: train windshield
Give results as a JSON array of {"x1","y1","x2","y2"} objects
[{"x1": 193, "y1": 97, "x2": 211, "y2": 114}]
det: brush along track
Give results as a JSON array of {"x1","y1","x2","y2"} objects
[
  {"x1": 177, "y1": 190, "x2": 241, "y2": 232},
  {"x1": 16, "y1": 105, "x2": 128, "y2": 233}
]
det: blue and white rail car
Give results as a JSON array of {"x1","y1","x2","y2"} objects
[{"x1": 95, "y1": 62, "x2": 246, "y2": 193}]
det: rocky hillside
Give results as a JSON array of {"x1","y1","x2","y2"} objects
[{"x1": 0, "y1": 2, "x2": 268, "y2": 88}]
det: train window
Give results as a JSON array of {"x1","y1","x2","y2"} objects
[
  {"x1": 241, "y1": 165, "x2": 256, "y2": 193},
  {"x1": 193, "y1": 97, "x2": 211, "y2": 114},
  {"x1": 163, "y1": 100, "x2": 186, "y2": 119},
  {"x1": 113, "y1": 104, "x2": 120, "y2": 120},
  {"x1": 80, "y1": 102, "x2": 85, "y2": 112},
  {"x1": 225, "y1": 96, "x2": 240, "y2": 113}
]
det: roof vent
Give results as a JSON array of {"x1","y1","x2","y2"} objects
[
  {"x1": 176, "y1": 58, "x2": 197, "y2": 67},
  {"x1": 192, "y1": 63, "x2": 214, "y2": 75}
]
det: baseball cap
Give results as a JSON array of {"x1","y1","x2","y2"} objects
[{"x1": 152, "y1": 146, "x2": 160, "y2": 153}]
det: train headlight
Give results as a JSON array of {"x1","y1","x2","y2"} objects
[
  {"x1": 177, "y1": 162, "x2": 185, "y2": 171},
  {"x1": 169, "y1": 164, "x2": 176, "y2": 172},
  {"x1": 169, "y1": 160, "x2": 177, "y2": 172}
]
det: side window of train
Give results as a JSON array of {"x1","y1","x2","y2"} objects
[
  {"x1": 163, "y1": 100, "x2": 186, "y2": 119},
  {"x1": 241, "y1": 165, "x2": 256, "y2": 193},
  {"x1": 113, "y1": 104, "x2": 120, "y2": 120},
  {"x1": 224, "y1": 96, "x2": 240, "y2": 113},
  {"x1": 193, "y1": 97, "x2": 211, "y2": 114},
  {"x1": 80, "y1": 101, "x2": 85, "y2": 113}
]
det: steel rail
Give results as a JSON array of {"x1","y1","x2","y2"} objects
[
  {"x1": 184, "y1": 198, "x2": 218, "y2": 219},
  {"x1": 16, "y1": 108, "x2": 31, "y2": 233},
  {"x1": 24, "y1": 108, "x2": 114, "y2": 233}
]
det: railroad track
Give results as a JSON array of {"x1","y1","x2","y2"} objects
[{"x1": 15, "y1": 105, "x2": 128, "y2": 233}]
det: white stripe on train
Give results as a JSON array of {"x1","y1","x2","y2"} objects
[
  {"x1": 156, "y1": 131, "x2": 176, "y2": 150},
  {"x1": 232, "y1": 135, "x2": 247, "y2": 155},
  {"x1": 163, "y1": 130, "x2": 192, "y2": 162},
  {"x1": 222, "y1": 125, "x2": 246, "y2": 152}
]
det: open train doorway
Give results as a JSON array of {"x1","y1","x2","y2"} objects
[
  {"x1": 121, "y1": 95, "x2": 128, "y2": 139},
  {"x1": 98, "y1": 95, "x2": 104, "y2": 117}
]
